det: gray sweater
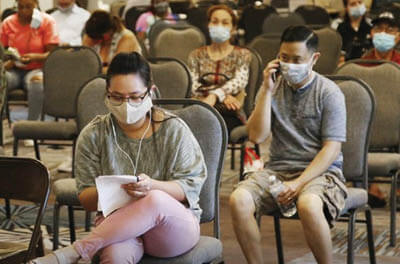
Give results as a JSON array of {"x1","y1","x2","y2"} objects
[{"x1": 74, "y1": 112, "x2": 207, "y2": 220}]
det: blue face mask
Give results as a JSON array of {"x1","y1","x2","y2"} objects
[
  {"x1": 209, "y1": 26, "x2": 231, "y2": 43},
  {"x1": 373, "y1": 32, "x2": 396, "y2": 52},
  {"x1": 349, "y1": 4, "x2": 366, "y2": 18}
]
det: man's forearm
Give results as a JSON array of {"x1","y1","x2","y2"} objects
[
  {"x1": 295, "y1": 141, "x2": 342, "y2": 188},
  {"x1": 247, "y1": 87, "x2": 273, "y2": 143}
]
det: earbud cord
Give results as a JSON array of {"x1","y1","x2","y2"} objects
[{"x1": 111, "y1": 109, "x2": 152, "y2": 176}]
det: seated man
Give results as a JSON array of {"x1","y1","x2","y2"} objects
[
  {"x1": 230, "y1": 25, "x2": 348, "y2": 264},
  {"x1": 51, "y1": 0, "x2": 90, "y2": 46},
  {"x1": 362, "y1": 11, "x2": 400, "y2": 64}
]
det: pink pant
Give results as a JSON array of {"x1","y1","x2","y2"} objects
[{"x1": 73, "y1": 190, "x2": 200, "y2": 264}]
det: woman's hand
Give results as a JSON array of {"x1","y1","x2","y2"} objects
[
  {"x1": 201, "y1": 93, "x2": 217, "y2": 107},
  {"x1": 121, "y1": 173, "x2": 153, "y2": 199},
  {"x1": 20, "y1": 53, "x2": 39, "y2": 64},
  {"x1": 277, "y1": 179, "x2": 301, "y2": 206},
  {"x1": 223, "y1": 94, "x2": 241, "y2": 111}
]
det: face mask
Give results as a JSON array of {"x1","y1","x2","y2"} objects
[
  {"x1": 373, "y1": 32, "x2": 396, "y2": 52},
  {"x1": 209, "y1": 26, "x2": 231, "y2": 43},
  {"x1": 280, "y1": 56, "x2": 314, "y2": 85},
  {"x1": 57, "y1": 4, "x2": 73, "y2": 13},
  {"x1": 154, "y1": 2, "x2": 169, "y2": 16},
  {"x1": 349, "y1": 3, "x2": 366, "y2": 18},
  {"x1": 30, "y1": 8, "x2": 42, "y2": 29},
  {"x1": 105, "y1": 94, "x2": 153, "y2": 124}
]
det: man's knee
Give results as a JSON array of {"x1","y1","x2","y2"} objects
[
  {"x1": 100, "y1": 240, "x2": 143, "y2": 264},
  {"x1": 229, "y1": 188, "x2": 256, "y2": 218},
  {"x1": 297, "y1": 193, "x2": 324, "y2": 220},
  {"x1": 29, "y1": 75, "x2": 42, "y2": 83}
]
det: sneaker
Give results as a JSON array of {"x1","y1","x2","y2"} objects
[
  {"x1": 368, "y1": 193, "x2": 387, "y2": 208},
  {"x1": 23, "y1": 139, "x2": 34, "y2": 147},
  {"x1": 57, "y1": 159, "x2": 72, "y2": 173}
]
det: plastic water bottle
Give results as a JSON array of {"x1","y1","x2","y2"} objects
[{"x1": 267, "y1": 175, "x2": 297, "y2": 217}]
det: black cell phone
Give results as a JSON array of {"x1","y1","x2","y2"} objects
[{"x1": 272, "y1": 64, "x2": 280, "y2": 82}]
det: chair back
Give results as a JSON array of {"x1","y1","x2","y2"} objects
[
  {"x1": 336, "y1": 60, "x2": 400, "y2": 149},
  {"x1": 148, "y1": 57, "x2": 192, "y2": 98},
  {"x1": 0, "y1": 157, "x2": 50, "y2": 262},
  {"x1": 149, "y1": 24, "x2": 206, "y2": 64},
  {"x1": 314, "y1": 27, "x2": 342, "y2": 74},
  {"x1": 262, "y1": 12, "x2": 305, "y2": 36},
  {"x1": 243, "y1": 47, "x2": 262, "y2": 117},
  {"x1": 326, "y1": 76, "x2": 375, "y2": 185},
  {"x1": 294, "y1": 5, "x2": 330, "y2": 28},
  {"x1": 187, "y1": 7, "x2": 211, "y2": 44},
  {"x1": 240, "y1": 4, "x2": 277, "y2": 43},
  {"x1": 77, "y1": 76, "x2": 108, "y2": 132},
  {"x1": 124, "y1": 6, "x2": 148, "y2": 32},
  {"x1": 43, "y1": 46, "x2": 102, "y2": 118},
  {"x1": 247, "y1": 33, "x2": 281, "y2": 68},
  {"x1": 153, "y1": 99, "x2": 228, "y2": 238}
]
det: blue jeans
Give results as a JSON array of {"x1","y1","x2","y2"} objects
[{"x1": 6, "y1": 67, "x2": 44, "y2": 120}]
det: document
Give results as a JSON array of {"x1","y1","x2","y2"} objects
[{"x1": 95, "y1": 175, "x2": 138, "y2": 217}]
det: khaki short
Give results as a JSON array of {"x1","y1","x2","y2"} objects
[{"x1": 235, "y1": 169, "x2": 348, "y2": 227}]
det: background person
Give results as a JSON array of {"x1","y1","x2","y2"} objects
[{"x1": 188, "y1": 4, "x2": 251, "y2": 133}]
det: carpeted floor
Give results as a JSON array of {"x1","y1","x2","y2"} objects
[{"x1": 2, "y1": 117, "x2": 400, "y2": 263}]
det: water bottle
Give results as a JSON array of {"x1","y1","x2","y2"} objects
[{"x1": 267, "y1": 175, "x2": 297, "y2": 217}]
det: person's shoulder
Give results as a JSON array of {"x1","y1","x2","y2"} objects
[
  {"x1": 314, "y1": 73, "x2": 343, "y2": 96},
  {"x1": 79, "y1": 114, "x2": 111, "y2": 139},
  {"x1": 2, "y1": 13, "x2": 17, "y2": 26},
  {"x1": 73, "y1": 5, "x2": 90, "y2": 16},
  {"x1": 155, "y1": 108, "x2": 193, "y2": 137},
  {"x1": 41, "y1": 11, "x2": 56, "y2": 23},
  {"x1": 188, "y1": 46, "x2": 207, "y2": 58}
]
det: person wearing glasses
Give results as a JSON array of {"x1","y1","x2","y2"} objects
[
  {"x1": 31, "y1": 52, "x2": 206, "y2": 264},
  {"x1": 188, "y1": 4, "x2": 251, "y2": 133},
  {"x1": 362, "y1": 11, "x2": 400, "y2": 64}
]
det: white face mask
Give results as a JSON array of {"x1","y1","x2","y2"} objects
[
  {"x1": 349, "y1": 3, "x2": 366, "y2": 18},
  {"x1": 105, "y1": 94, "x2": 153, "y2": 124},
  {"x1": 280, "y1": 56, "x2": 314, "y2": 85}
]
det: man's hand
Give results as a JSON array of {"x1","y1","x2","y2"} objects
[
  {"x1": 20, "y1": 53, "x2": 38, "y2": 64},
  {"x1": 262, "y1": 59, "x2": 280, "y2": 93},
  {"x1": 223, "y1": 94, "x2": 241, "y2": 111},
  {"x1": 277, "y1": 179, "x2": 302, "y2": 206},
  {"x1": 121, "y1": 173, "x2": 153, "y2": 199}
]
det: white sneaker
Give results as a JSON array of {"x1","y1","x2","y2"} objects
[
  {"x1": 57, "y1": 159, "x2": 72, "y2": 173},
  {"x1": 23, "y1": 139, "x2": 34, "y2": 147}
]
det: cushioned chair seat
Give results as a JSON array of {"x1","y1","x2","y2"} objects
[
  {"x1": 53, "y1": 178, "x2": 80, "y2": 205},
  {"x1": 0, "y1": 241, "x2": 27, "y2": 259},
  {"x1": 341, "y1": 187, "x2": 368, "y2": 214},
  {"x1": 230, "y1": 125, "x2": 248, "y2": 144},
  {"x1": 13, "y1": 121, "x2": 77, "y2": 140},
  {"x1": 368, "y1": 153, "x2": 400, "y2": 176},
  {"x1": 139, "y1": 236, "x2": 223, "y2": 264},
  {"x1": 8, "y1": 89, "x2": 27, "y2": 101}
]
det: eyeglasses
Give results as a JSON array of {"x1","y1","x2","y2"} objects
[{"x1": 106, "y1": 90, "x2": 148, "y2": 106}]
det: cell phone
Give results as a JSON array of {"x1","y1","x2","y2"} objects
[{"x1": 272, "y1": 64, "x2": 280, "y2": 82}]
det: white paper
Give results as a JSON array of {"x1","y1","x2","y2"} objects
[{"x1": 95, "y1": 175, "x2": 138, "y2": 217}]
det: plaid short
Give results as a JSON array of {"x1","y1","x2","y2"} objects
[{"x1": 235, "y1": 169, "x2": 348, "y2": 227}]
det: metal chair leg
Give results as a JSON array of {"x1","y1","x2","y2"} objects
[
  {"x1": 67, "y1": 206, "x2": 76, "y2": 243},
  {"x1": 273, "y1": 214, "x2": 284, "y2": 264},
  {"x1": 347, "y1": 210, "x2": 356, "y2": 264},
  {"x1": 5, "y1": 198, "x2": 11, "y2": 219},
  {"x1": 365, "y1": 207, "x2": 376, "y2": 264},
  {"x1": 390, "y1": 171, "x2": 398, "y2": 246},
  {"x1": 230, "y1": 146, "x2": 235, "y2": 170},
  {"x1": 85, "y1": 211, "x2": 91, "y2": 232},
  {"x1": 53, "y1": 203, "x2": 60, "y2": 250},
  {"x1": 239, "y1": 143, "x2": 246, "y2": 181},
  {"x1": 33, "y1": 140, "x2": 41, "y2": 160},
  {"x1": 13, "y1": 138, "x2": 18, "y2": 156}
]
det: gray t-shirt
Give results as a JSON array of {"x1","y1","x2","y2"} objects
[
  {"x1": 75, "y1": 111, "x2": 207, "y2": 220},
  {"x1": 266, "y1": 72, "x2": 346, "y2": 180}
]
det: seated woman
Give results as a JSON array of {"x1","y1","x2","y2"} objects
[
  {"x1": 135, "y1": 0, "x2": 177, "y2": 42},
  {"x1": 31, "y1": 52, "x2": 206, "y2": 264},
  {"x1": 1, "y1": 0, "x2": 59, "y2": 120},
  {"x1": 188, "y1": 4, "x2": 251, "y2": 133},
  {"x1": 336, "y1": 0, "x2": 372, "y2": 63},
  {"x1": 83, "y1": 10, "x2": 141, "y2": 73}
]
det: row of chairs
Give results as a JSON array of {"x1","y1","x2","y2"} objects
[{"x1": 0, "y1": 73, "x2": 378, "y2": 263}]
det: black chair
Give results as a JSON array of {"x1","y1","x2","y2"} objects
[
  {"x1": 294, "y1": 5, "x2": 331, "y2": 29},
  {"x1": 260, "y1": 75, "x2": 376, "y2": 264},
  {"x1": 262, "y1": 12, "x2": 305, "y2": 37},
  {"x1": 0, "y1": 157, "x2": 50, "y2": 264},
  {"x1": 187, "y1": 6, "x2": 211, "y2": 44},
  {"x1": 239, "y1": 4, "x2": 277, "y2": 43}
]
